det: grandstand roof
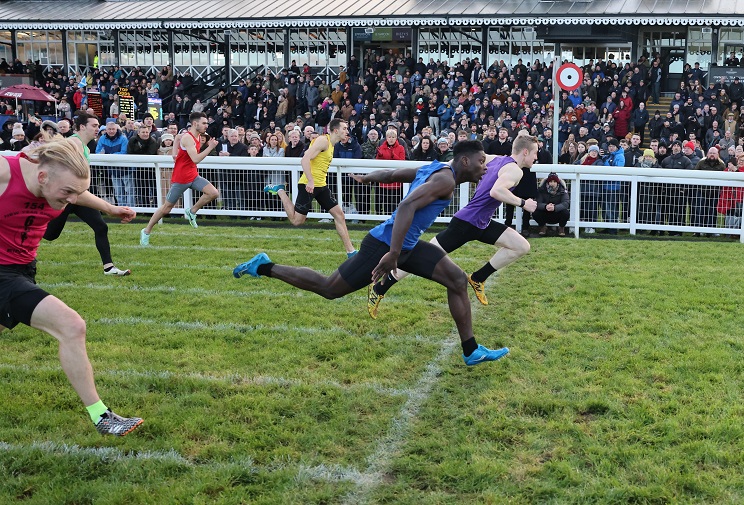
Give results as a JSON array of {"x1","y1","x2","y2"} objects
[{"x1": 1, "y1": 0, "x2": 743, "y2": 30}]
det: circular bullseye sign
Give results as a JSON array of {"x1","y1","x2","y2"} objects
[{"x1": 556, "y1": 63, "x2": 583, "y2": 91}]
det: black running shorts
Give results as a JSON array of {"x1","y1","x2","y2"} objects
[
  {"x1": 338, "y1": 234, "x2": 447, "y2": 291},
  {"x1": 294, "y1": 184, "x2": 339, "y2": 215},
  {"x1": 0, "y1": 261, "x2": 50, "y2": 329},
  {"x1": 435, "y1": 217, "x2": 508, "y2": 252}
]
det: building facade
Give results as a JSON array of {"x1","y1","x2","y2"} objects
[{"x1": 1, "y1": 0, "x2": 743, "y2": 91}]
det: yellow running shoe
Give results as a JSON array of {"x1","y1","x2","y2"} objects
[
  {"x1": 367, "y1": 284, "x2": 384, "y2": 319},
  {"x1": 467, "y1": 274, "x2": 488, "y2": 305}
]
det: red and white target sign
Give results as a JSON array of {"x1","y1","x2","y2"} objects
[{"x1": 556, "y1": 63, "x2": 583, "y2": 91}]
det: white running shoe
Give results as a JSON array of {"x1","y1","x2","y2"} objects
[
  {"x1": 585, "y1": 228, "x2": 596, "y2": 234},
  {"x1": 104, "y1": 266, "x2": 131, "y2": 276},
  {"x1": 140, "y1": 228, "x2": 150, "y2": 246},
  {"x1": 184, "y1": 208, "x2": 198, "y2": 228}
]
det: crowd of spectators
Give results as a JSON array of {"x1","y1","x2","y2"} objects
[{"x1": 2, "y1": 50, "x2": 744, "y2": 235}]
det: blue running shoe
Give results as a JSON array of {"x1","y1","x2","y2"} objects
[
  {"x1": 264, "y1": 184, "x2": 286, "y2": 195},
  {"x1": 347, "y1": 250, "x2": 358, "y2": 258},
  {"x1": 463, "y1": 344, "x2": 509, "y2": 366},
  {"x1": 233, "y1": 252, "x2": 272, "y2": 278}
]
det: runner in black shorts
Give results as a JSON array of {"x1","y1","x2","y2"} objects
[
  {"x1": 368, "y1": 133, "x2": 539, "y2": 315},
  {"x1": 263, "y1": 118, "x2": 357, "y2": 257},
  {"x1": 0, "y1": 138, "x2": 143, "y2": 435},
  {"x1": 235, "y1": 141, "x2": 512, "y2": 366},
  {"x1": 293, "y1": 184, "x2": 339, "y2": 215}
]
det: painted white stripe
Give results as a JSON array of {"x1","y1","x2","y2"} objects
[
  {"x1": 0, "y1": 440, "x2": 369, "y2": 485},
  {"x1": 0, "y1": 441, "x2": 191, "y2": 465},
  {"x1": 39, "y1": 281, "x2": 316, "y2": 299},
  {"x1": 45, "y1": 243, "x2": 344, "y2": 254},
  {"x1": 49, "y1": 228, "x2": 342, "y2": 242},
  {"x1": 0, "y1": 363, "x2": 410, "y2": 398},
  {"x1": 341, "y1": 336, "x2": 459, "y2": 504},
  {"x1": 42, "y1": 260, "x2": 234, "y2": 271}
]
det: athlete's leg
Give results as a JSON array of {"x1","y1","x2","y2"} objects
[
  {"x1": 470, "y1": 226, "x2": 530, "y2": 282},
  {"x1": 29, "y1": 295, "x2": 100, "y2": 406},
  {"x1": 276, "y1": 189, "x2": 307, "y2": 225},
  {"x1": 267, "y1": 266, "x2": 355, "y2": 300},
  {"x1": 328, "y1": 205, "x2": 356, "y2": 254},
  {"x1": 191, "y1": 183, "x2": 219, "y2": 213},
  {"x1": 73, "y1": 205, "x2": 113, "y2": 267},
  {"x1": 428, "y1": 256, "x2": 473, "y2": 343},
  {"x1": 144, "y1": 200, "x2": 176, "y2": 234}
]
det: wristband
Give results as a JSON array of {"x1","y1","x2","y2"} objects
[{"x1": 518, "y1": 198, "x2": 526, "y2": 208}]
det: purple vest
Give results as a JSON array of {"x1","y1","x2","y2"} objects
[{"x1": 453, "y1": 155, "x2": 516, "y2": 229}]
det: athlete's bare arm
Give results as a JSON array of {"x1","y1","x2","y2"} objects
[
  {"x1": 350, "y1": 167, "x2": 418, "y2": 185},
  {"x1": 182, "y1": 133, "x2": 218, "y2": 164},
  {"x1": 489, "y1": 162, "x2": 537, "y2": 212},
  {"x1": 76, "y1": 191, "x2": 136, "y2": 223},
  {"x1": 371, "y1": 169, "x2": 456, "y2": 283}
]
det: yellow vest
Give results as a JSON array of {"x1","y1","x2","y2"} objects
[{"x1": 299, "y1": 134, "x2": 333, "y2": 188}]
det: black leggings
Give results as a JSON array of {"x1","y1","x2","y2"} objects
[{"x1": 43, "y1": 204, "x2": 112, "y2": 266}]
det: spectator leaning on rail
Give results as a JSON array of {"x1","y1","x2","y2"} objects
[{"x1": 600, "y1": 138, "x2": 625, "y2": 234}]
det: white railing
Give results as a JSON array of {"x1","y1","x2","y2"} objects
[{"x1": 14, "y1": 150, "x2": 744, "y2": 242}]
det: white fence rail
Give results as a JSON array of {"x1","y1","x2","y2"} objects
[{"x1": 14, "y1": 151, "x2": 744, "y2": 242}]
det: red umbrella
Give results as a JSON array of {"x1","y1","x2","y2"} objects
[
  {"x1": 0, "y1": 84, "x2": 57, "y2": 119},
  {"x1": 0, "y1": 84, "x2": 56, "y2": 102}
]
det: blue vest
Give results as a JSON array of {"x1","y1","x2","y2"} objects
[{"x1": 369, "y1": 161, "x2": 454, "y2": 251}]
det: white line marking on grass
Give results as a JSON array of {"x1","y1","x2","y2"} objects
[
  {"x1": 0, "y1": 441, "x2": 191, "y2": 465},
  {"x1": 42, "y1": 260, "x2": 234, "y2": 271},
  {"x1": 0, "y1": 440, "x2": 370, "y2": 485},
  {"x1": 341, "y1": 336, "x2": 459, "y2": 505},
  {"x1": 0, "y1": 363, "x2": 410, "y2": 398},
  {"x1": 50, "y1": 228, "x2": 339, "y2": 243}
]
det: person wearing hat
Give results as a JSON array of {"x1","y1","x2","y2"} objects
[
  {"x1": 534, "y1": 172, "x2": 570, "y2": 236},
  {"x1": 436, "y1": 136, "x2": 453, "y2": 162},
  {"x1": 9, "y1": 122, "x2": 28, "y2": 152},
  {"x1": 579, "y1": 143, "x2": 604, "y2": 233},
  {"x1": 41, "y1": 120, "x2": 59, "y2": 135}
]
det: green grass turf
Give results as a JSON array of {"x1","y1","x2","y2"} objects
[{"x1": 1, "y1": 219, "x2": 744, "y2": 504}]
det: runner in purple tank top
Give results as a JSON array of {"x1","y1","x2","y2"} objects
[{"x1": 369, "y1": 132, "x2": 539, "y2": 317}]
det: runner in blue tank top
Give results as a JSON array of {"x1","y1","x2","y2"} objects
[
  {"x1": 233, "y1": 140, "x2": 512, "y2": 366},
  {"x1": 369, "y1": 132, "x2": 539, "y2": 314}
]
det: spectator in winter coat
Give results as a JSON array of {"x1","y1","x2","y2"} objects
[
  {"x1": 127, "y1": 124, "x2": 159, "y2": 205},
  {"x1": 375, "y1": 128, "x2": 407, "y2": 214},
  {"x1": 534, "y1": 172, "x2": 570, "y2": 236},
  {"x1": 334, "y1": 134, "x2": 368, "y2": 215},
  {"x1": 96, "y1": 122, "x2": 132, "y2": 207}
]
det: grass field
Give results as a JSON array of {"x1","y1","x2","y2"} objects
[{"x1": 2, "y1": 218, "x2": 744, "y2": 504}]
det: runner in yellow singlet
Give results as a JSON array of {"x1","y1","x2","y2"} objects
[{"x1": 264, "y1": 118, "x2": 357, "y2": 257}]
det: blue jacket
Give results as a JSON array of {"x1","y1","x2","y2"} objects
[
  {"x1": 603, "y1": 147, "x2": 625, "y2": 190},
  {"x1": 95, "y1": 131, "x2": 128, "y2": 154},
  {"x1": 334, "y1": 137, "x2": 362, "y2": 159},
  {"x1": 437, "y1": 103, "x2": 453, "y2": 123}
]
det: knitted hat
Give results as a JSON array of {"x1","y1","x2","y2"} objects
[
  {"x1": 11, "y1": 123, "x2": 24, "y2": 136},
  {"x1": 546, "y1": 172, "x2": 561, "y2": 184},
  {"x1": 437, "y1": 137, "x2": 449, "y2": 145},
  {"x1": 643, "y1": 148, "x2": 655, "y2": 158},
  {"x1": 684, "y1": 141, "x2": 696, "y2": 151},
  {"x1": 588, "y1": 145, "x2": 600, "y2": 153},
  {"x1": 160, "y1": 133, "x2": 174, "y2": 143},
  {"x1": 41, "y1": 120, "x2": 58, "y2": 132}
]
